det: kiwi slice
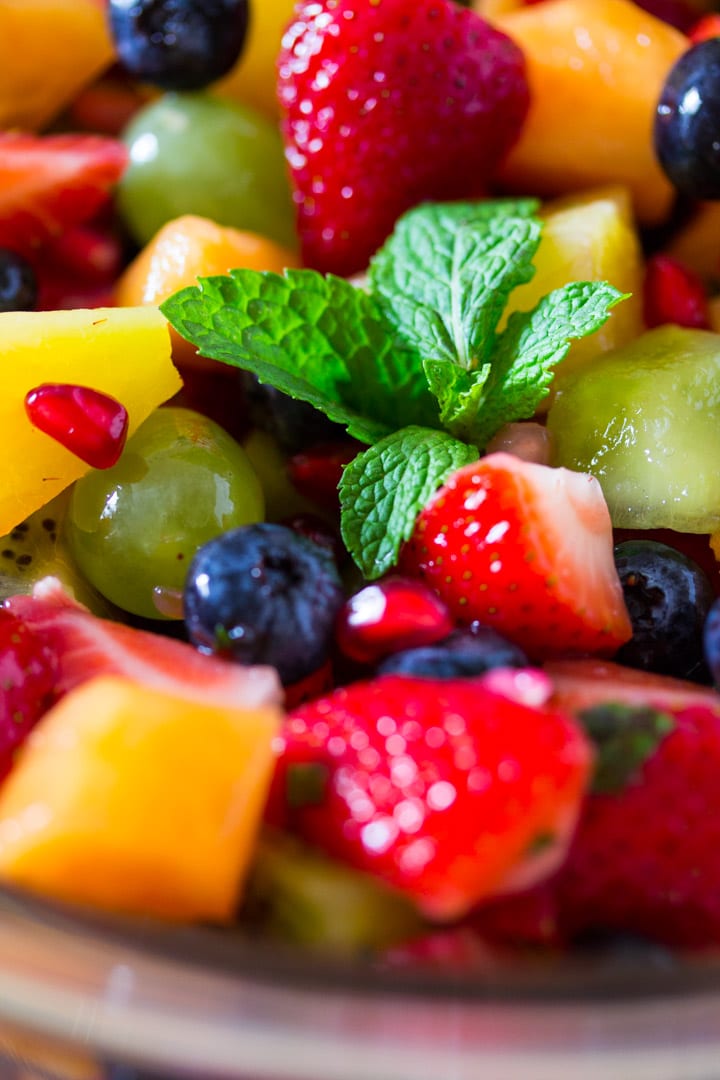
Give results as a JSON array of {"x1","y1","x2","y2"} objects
[
  {"x1": 547, "y1": 325, "x2": 720, "y2": 533},
  {"x1": 0, "y1": 491, "x2": 113, "y2": 614}
]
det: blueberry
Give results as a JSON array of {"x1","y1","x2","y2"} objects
[
  {"x1": 184, "y1": 523, "x2": 345, "y2": 685},
  {"x1": 375, "y1": 627, "x2": 528, "y2": 679},
  {"x1": 613, "y1": 540, "x2": 714, "y2": 681},
  {"x1": 702, "y1": 597, "x2": 720, "y2": 686},
  {"x1": 109, "y1": 0, "x2": 249, "y2": 92},
  {"x1": 0, "y1": 249, "x2": 36, "y2": 312},
  {"x1": 654, "y1": 39, "x2": 720, "y2": 199}
]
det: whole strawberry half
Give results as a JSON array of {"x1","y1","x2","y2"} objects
[
  {"x1": 277, "y1": 0, "x2": 529, "y2": 276},
  {"x1": 546, "y1": 661, "x2": 720, "y2": 948},
  {"x1": 268, "y1": 671, "x2": 592, "y2": 920},
  {"x1": 400, "y1": 452, "x2": 632, "y2": 661}
]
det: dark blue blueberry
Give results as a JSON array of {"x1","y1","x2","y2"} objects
[
  {"x1": 654, "y1": 39, "x2": 720, "y2": 200},
  {"x1": 0, "y1": 249, "x2": 36, "y2": 312},
  {"x1": 184, "y1": 523, "x2": 345, "y2": 685},
  {"x1": 239, "y1": 372, "x2": 344, "y2": 454},
  {"x1": 375, "y1": 626, "x2": 528, "y2": 679},
  {"x1": 109, "y1": 0, "x2": 249, "y2": 92},
  {"x1": 702, "y1": 597, "x2": 720, "y2": 687},
  {"x1": 613, "y1": 540, "x2": 714, "y2": 682}
]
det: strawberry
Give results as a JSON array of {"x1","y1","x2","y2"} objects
[
  {"x1": 278, "y1": 0, "x2": 529, "y2": 276},
  {"x1": 689, "y1": 12, "x2": 720, "y2": 43},
  {"x1": 269, "y1": 671, "x2": 592, "y2": 919},
  {"x1": 0, "y1": 134, "x2": 128, "y2": 257},
  {"x1": 400, "y1": 452, "x2": 632, "y2": 661},
  {"x1": 643, "y1": 254, "x2": 711, "y2": 330},
  {"x1": 543, "y1": 661, "x2": 720, "y2": 947},
  {"x1": 0, "y1": 608, "x2": 57, "y2": 781},
  {"x1": 5, "y1": 577, "x2": 281, "y2": 711}
]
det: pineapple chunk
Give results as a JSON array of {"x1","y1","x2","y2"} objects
[
  {"x1": 0, "y1": 675, "x2": 281, "y2": 922},
  {"x1": 503, "y1": 187, "x2": 644, "y2": 391},
  {"x1": 0, "y1": 307, "x2": 180, "y2": 535}
]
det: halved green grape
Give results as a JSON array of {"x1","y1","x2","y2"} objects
[
  {"x1": 67, "y1": 407, "x2": 265, "y2": 619},
  {"x1": 547, "y1": 325, "x2": 720, "y2": 533},
  {"x1": 118, "y1": 92, "x2": 296, "y2": 249}
]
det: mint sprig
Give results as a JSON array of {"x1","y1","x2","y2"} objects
[{"x1": 162, "y1": 199, "x2": 627, "y2": 580}]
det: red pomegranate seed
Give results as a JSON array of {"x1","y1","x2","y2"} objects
[
  {"x1": 643, "y1": 254, "x2": 711, "y2": 330},
  {"x1": 24, "y1": 383, "x2": 129, "y2": 469},
  {"x1": 336, "y1": 575, "x2": 454, "y2": 665}
]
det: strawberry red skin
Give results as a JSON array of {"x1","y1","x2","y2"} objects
[
  {"x1": 400, "y1": 454, "x2": 631, "y2": 661},
  {"x1": 270, "y1": 674, "x2": 592, "y2": 919},
  {"x1": 0, "y1": 609, "x2": 57, "y2": 781},
  {"x1": 0, "y1": 133, "x2": 128, "y2": 257},
  {"x1": 643, "y1": 254, "x2": 711, "y2": 331},
  {"x1": 278, "y1": 0, "x2": 529, "y2": 276},
  {"x1": 556, "y1": 702, "x2": 720, "y2": 948}
]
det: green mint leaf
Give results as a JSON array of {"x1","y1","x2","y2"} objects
[
  {"x1": 339, "y1": 426, "x2": 479, "y2": 579},
  {"x1": 161, "y1": 268, "x2": 439, "y2": 444},
  {"x1": 454, "y1": 281, "x2": 628, "y2": 448},
  {"x1": 369, "y1": 209, "x2": 542, "y2": 376},
  {"x1": 579, "y1": 703, "x2": 675, "y2": 795}
]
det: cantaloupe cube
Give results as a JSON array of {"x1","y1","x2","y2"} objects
[
  {"x1": 504, "y1": 186, "x2": 644, "y2": 387},
  {"x1": 493, "y1": 0, "x2": 687, "y2": 226},
  {"x1": 0, "y1": 1, "x2": 114, "y2": 131},
  {"x1": 0, "y1": 675, "x2": 282, "y2": 922},
  {"x1": 0, "y1": 306, "x2": 180, "y2": 535}
]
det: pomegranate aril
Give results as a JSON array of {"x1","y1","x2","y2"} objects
[
  {"x1": 643, "y1": 255, "x2": 711, "y2": 330},
  {"x1": 25, "y1": 383, "x2": 129, "y2": 469},
  {"x1": 336, "y1": 576, "x2": 454, "y2": 665}
]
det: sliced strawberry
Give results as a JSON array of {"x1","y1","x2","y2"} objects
[
  {"x1": 0, "y1": 134, "x2": 128, "y2": 256},
  {"x1": 546, "y1": 657, "x2": 720, "y2": 715},
  {"x1": 400, "y1": 452, "x2": 632, "y2": 661},
  {"x1": 279, "y1": 0, "x2": 529, "y2": 275},
  {"x1": 271, "y1": 672, "x2": 592, "y2": 919},
  {"x1": 0, "y1": 609, "x2": 57, "y2": 782},
  {"x1": 5, "y1": 578, "x2": 281, "y2": 711}
]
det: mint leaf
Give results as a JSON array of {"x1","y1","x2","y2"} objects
[
  {"x1": 447, "y1": 281, "x2": 628, "y2": 447},
  {"x1": 370, "y1": 213, "x2": 542, "y2": 378},
  {"x1": 339, "y1": 426, "x2": 479, "y2": 579},
  {"x1": 161, "y1": 268, "x2": 439, "y2": 444}
]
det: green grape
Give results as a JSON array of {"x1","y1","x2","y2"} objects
[
  {"x1": 67, "y1": 407, "x2": 265, "y2": 620},
  {"x1": 118, "y1": 92, "x2": 297, "y2": 250}
]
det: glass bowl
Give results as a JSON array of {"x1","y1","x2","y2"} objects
[{"x1": 2, "y1": 885, "x2": 720, "y2": 1080}]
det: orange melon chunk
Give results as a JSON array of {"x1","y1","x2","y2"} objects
[
  {"x1": 493, "y1": 0, "x2": 687, "y2": 226},
  {"x1": 0, "y1": 675, "x2": 282, "y2": 922},
  {"x1": 0, "y1": 1, "x2": 114, "y2": 131},
  {"x1": 0, "y1": 306, "x2": 180, "y2": 535}
]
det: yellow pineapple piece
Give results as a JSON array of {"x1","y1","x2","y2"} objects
[
  {"x1": 0, "y1": 675, "x2": 282, "y2": 922},
  {"x1": 0, "y1": 306, "x2": 180, "y2": 535},
  {"x1": 0, "y1": 1, "x2": 114, "y2": 131},
  {"x1": 214, "y1": 0, "x2": 297, "y2": 117},
  {"x1": 503, "y1": 186, "x2": 644, "y2": 391}
]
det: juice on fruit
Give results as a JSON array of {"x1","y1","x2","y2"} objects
[{"x1": 0, "y1": 0, "x2": 718, "y2": 961}]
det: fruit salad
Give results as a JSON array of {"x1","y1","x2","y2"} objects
[{"x1": 1, "y1": 0, "x2": 720, "y2": 964}]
